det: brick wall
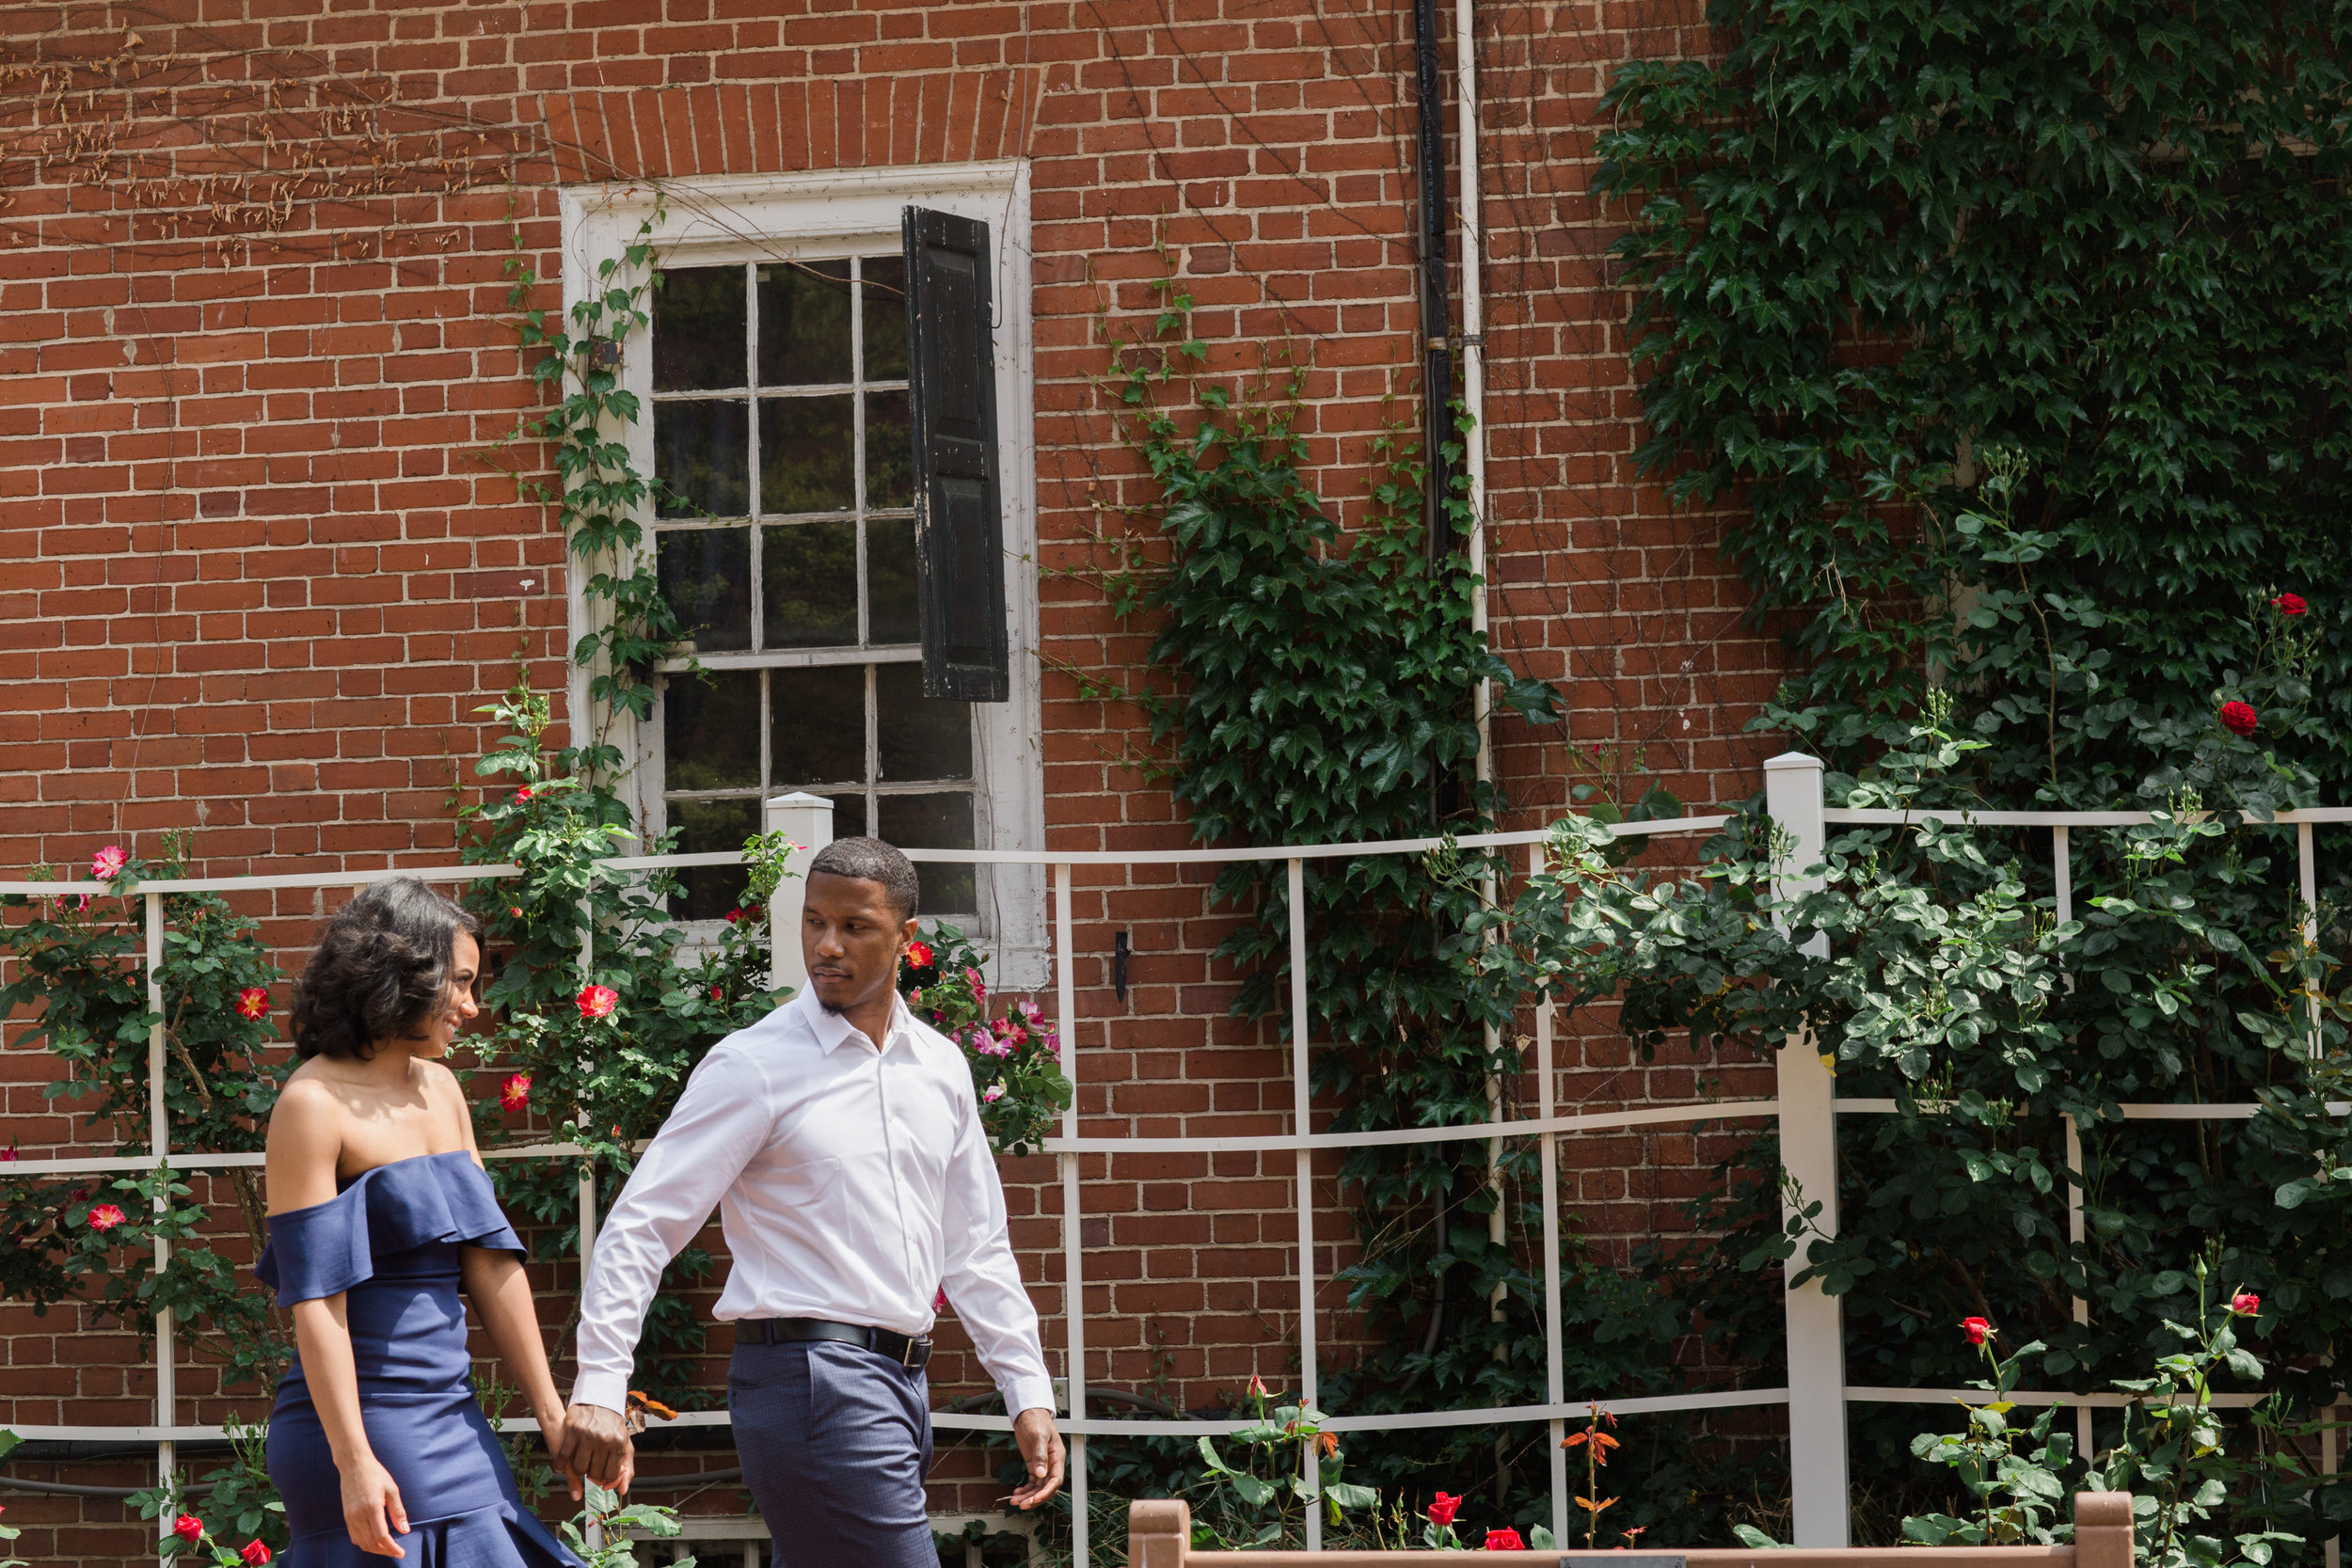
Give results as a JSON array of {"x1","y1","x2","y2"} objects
[{"x1": 0, "y1": 0, "x2": 1788, "y2": 1560}]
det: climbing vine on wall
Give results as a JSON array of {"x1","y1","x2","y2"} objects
[
  {"x1": 1059, "y1": 277, "x2": 1762, "y2": 1535},
  {"x1": 0, "y1": 836, "x2": 293, "y2": 1393},
  {"x1": 1595, "y1": 0, "x2": 2352, "y2": 800},
  {"x1": 1571, "y1": 1, "x2": 2352, "y2": 1542}
]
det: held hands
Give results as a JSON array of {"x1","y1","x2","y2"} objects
[
  {"x1": 1008, "y1": 1407, "x2": 1066, "y2": 1511},
  {"x1": 340, "y1": 1451, "x2": 409, "y2": 1559},
  {"x1": 555, "y1": 1401, "x2": 637, "y2": 1502}
]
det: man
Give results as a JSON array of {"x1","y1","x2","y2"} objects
[{"x1": 564, "y1": 837, "x2": 1066, "y2": 1566}]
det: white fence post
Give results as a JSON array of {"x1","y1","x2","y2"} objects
[
  {"x1": 1054, "y1": 862, "x2": 1087, "y2": 1568},
  {"x1": 1287, "y1": 858, "x2": 1321, "y2": 1552},
  {"x1": 763, "y1": 793, "x2": 835, "y2": 994},
  {"x1": 146, "y1": 890, "x2": 174, "y2": 1567},
  {"x1": 1763, "y1": 752, "x2": 1850, "y2": 1547}
]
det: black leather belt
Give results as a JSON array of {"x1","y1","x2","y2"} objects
[{"x1": 734, "y1": 1317, "x2": 932, "y2": 1370}]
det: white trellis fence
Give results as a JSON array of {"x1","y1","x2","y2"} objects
[{"x1": 0, "y1": 756, "x2": 2346, "y2": 1564}]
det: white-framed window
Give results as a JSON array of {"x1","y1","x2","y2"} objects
[{"x1": 559, "y1": 166, "x2": 1044, "y2": 974}]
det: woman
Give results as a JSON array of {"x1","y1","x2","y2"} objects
[{"x1": 259, "y1": 878, "x2": 580, "y2": 1564}]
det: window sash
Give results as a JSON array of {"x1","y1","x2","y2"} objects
[{"x1": 563, "y1": 164, "x2": 1044, "y2": 978}]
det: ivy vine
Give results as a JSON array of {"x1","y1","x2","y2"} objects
[
  {"x1": 1596, "y1": 0, "x2": 2352, "y2": 800},
  {"x1": 1565, "y1": 4, "x2": 2352, "y2": 1535},
  {"x1": 1048, "y1": 276, "x2": 1729, "y2": 1537}
]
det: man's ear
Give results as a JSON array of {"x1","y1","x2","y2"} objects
[{"x1": 898, "y1": 917, "x2": 920, "y2": 947}]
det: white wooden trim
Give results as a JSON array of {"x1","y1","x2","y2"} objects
[{"x1": 558, "y1": 165, "x2": 1045, "y2": 986}]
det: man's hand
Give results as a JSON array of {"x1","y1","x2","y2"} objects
[
  {"x1": 559, "y1": 1402, "x2": 635, "y2": 1501},
  {"x1": 1008, "y1": 1407, "x2": 1065, "y2": 1511}
]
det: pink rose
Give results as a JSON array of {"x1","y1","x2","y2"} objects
[
  {"x1": 982, "y1": 1084, "x2": 1006, "y2": 1102},
  {"x1": 90, "y1": 845, "x2": 127, "y2": 881},
  {"x1": 576, "y1": 983, "x2": 619, "y2": 1020}
]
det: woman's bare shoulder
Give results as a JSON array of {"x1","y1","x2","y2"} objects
[
  {"x1": 265, "y1": 1069, "x2": 345, "y2": 1212},
  {"x1": 270, "y1": 1068, "x2": 344, "y2": 1127}
]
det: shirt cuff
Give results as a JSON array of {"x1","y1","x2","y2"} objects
[
  {"x1": 1001, "y1": 1374, "x2": 1058, "y2": 1420},
  {"x1": 570, "y1": 1370, "x2": 631, "y2": 1415}
]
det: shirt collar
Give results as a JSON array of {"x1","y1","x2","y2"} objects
[{"x1": 795, "y1": 987, "x2": 914, "y2": 1057}]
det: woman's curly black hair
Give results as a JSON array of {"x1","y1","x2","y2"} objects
[{"x1": 291, "y1": 878, "x2": 482, "y2": 1061}]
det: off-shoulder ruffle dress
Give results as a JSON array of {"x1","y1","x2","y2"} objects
[{"x1": 256, "y1": 1150, "x2": 581, "y2": 1568}]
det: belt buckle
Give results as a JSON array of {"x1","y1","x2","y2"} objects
[{"x1": 901, "y1": 1335, "x2": 929, "y2": 1370}]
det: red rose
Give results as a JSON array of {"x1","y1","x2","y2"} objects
[
  {"x1": 1485, "y1": 1528, "x2": 1525, "y2": 1550},
  {"x1": 514, "y1": 785, "x2": 533, "y2": 802},
  {"x1": 172, "y1": 1514, "x2": 204, "y2": 1544},
  {"x1": 234, "y1": 987, "x2": 269, "y2": 1022},
  {"x1": 2220, "y1": 700, "x2": 2259, "y2": 736},
  {"x1": 709, "y1": 984, "x2": 724, "y2": 1001},
  {"x1": 1962, "y1": 1316, "x2": 1992, "y2": 1345},
  {"x1": 2233, "y1": 1291, "x2": 2261, "y2": 1317},
  {"x1": 1428, "y1": 1492, "x2": 1462, "y2": 1527},
  {"x1": 576, "y1": 983, "x2": 619, "y2": 1020},
  {"x1": 87, "y1": 1204, "x2": 126, "y2": 1231},
  {"x1": 2273, "y1": 593, "x2": 2308, "y2": 616},
  {"x1": 725, "y1": 908, "x2": 743, "y2": 924},
  {"x1": 240, "y1": 1541, "x2": 272, "y2": 1565},
  {"x1": 500, "y1": 1073, "x2": 531, "y2": 1113},
  {"x1": 906, "y1": 941, "x2": 935, "y2": 969}
]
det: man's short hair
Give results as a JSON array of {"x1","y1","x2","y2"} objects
[{"x1": 807, "y1": 836, "x2": 920, "y2": 923}]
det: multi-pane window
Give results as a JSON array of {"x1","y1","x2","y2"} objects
[{"x1": 650, "y1": 255, "x2": 977, "y2": 919}]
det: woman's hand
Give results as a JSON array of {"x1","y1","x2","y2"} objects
[
  {"x1": 339, "y1": 1450, "x2": 409, "y2": 1558},
  {"x1": 540, "y1": 1402, "x2": 579, "y2": 1494}
]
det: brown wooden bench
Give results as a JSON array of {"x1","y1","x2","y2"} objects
[{"x1": 1127, "y1": 1492, "x2": 2135, "y2": 1567}]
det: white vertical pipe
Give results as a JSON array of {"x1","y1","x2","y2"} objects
[
  {"x1": 1459, "y1": 0, "x2": 1506, "y2": 1345},
  {"x1": 2324, "y1": 1398, "x2": 2340, "y2": 1568},
  {"x1": 1287, "y1": 857, "x2": 1321, "y2": 1549},
  {"x1": 578, "y1": 893, "x2": 598, "y2": 1284},
  {"x1": 2302, "y1": 821, "x2": 2321, "y2": 1060},
  {"x1": 2064, "y1": 1112, "x2": 2090, "y2": 1461},
  {"x1": 1761, "y1": 752, "x2": 1849, "y2": 1547},
  {"x1": 2298, "y1": 816, "x2": 2324, "y2": 1568},
  {"x1": 579, "y1": 859, "x2": 600, "y2": 1562},
  {"x1": 146, "y1": 890, "x2": 174, "y2": 1562},
  {"x1": 1054, "y1": 863, "x2": 1087, "y2": 1567},
  {"x1": 2055, "y1": 828, "x2": 2092, "y2": 1459},
  {"x1": 1454, "y1": 0, "x2": 1490, "y2": 788},
  {"x1": 1534, "y1": 844, "x2": 1567, "y2": 1548}
]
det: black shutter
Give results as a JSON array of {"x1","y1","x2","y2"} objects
[{"x1": 903, "y1": 206, "x2": 1009, "y2": 703}]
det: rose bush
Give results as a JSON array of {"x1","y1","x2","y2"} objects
[{"x1": 897, "y1": 921, "x2": 1073, "y2": 1157}]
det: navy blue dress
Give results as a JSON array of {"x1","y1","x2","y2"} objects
[{"x1": 257, "y1": 1151, "x2": 581, "y2": 1567}]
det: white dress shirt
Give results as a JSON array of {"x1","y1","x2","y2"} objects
[{"x1": 571, "y1": 989, "x2": 1056, "y2": 1419}]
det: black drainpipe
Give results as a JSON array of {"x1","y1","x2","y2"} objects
[{"x1": 1411, "y1": 0, "x2": 1454, "y2": 563}]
